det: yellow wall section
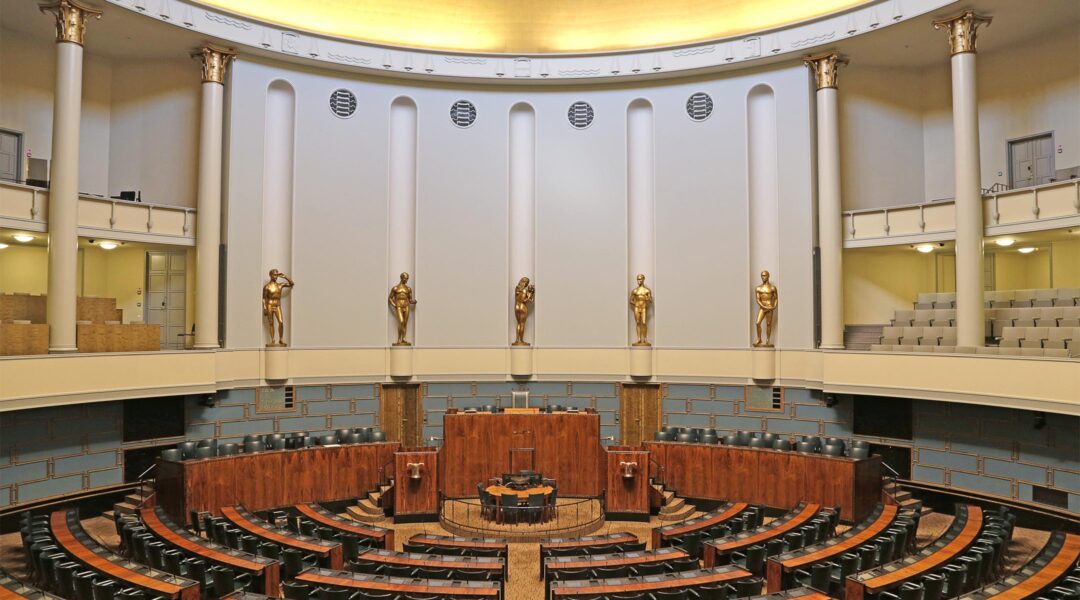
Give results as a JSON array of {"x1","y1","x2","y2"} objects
[
  {"x1": 1051, "y1": 238, "x2": 1080, "y2": 288},
  {"x1": 0, "y1": 246, "x2": 49, "y2": 294},
  {"x1": 843, "y1": 249, "x2": 936, "y2": 324},
  {"x1": 993, "y1": 250, "x2": 1051, "y2": 291}
]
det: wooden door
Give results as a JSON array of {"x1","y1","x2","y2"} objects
[
  {"x1": 620, "y1": 384, "x2": 660, "y2": 446},
  {"x1": 380, "y1": 384, "x2": 422, "y2": 447}
]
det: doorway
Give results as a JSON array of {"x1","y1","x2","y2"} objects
[
  {"x1": 1008, "y1": 133, "x2": 1055, "y2": 189},
  {"x1": 380, "y1": 384, "x2": 423, "y2": 448},
  {"x1": 0, "y1": 129, "x2": 22, "y2": 183},
  {"x1": 145, "y1": 251, "x2": 187, "y2": 349},
  {"x1": 619, "y1": 384, "x2": 661, "y2": 446}
]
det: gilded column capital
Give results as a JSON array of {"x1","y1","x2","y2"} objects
[
  {"x1": 932, "y1": 10, "x2": 992, "y2": 55},
  {"x1": 39, "y1": 0, "x2": 102, "y2": 46},
  {"x1": 804, "y1": 52, "x2": 848, "y2": 90},
  {"x1": 192, "y1": 45, "x2": 238, "y2": 85}
]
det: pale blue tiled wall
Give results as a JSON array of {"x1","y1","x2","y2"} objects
[
  {"x1": 0, "y1": 403, "x2": 123, "y2": 506},
  {"x1": 661, "y1": 385, "x2": 853, "y2": 438},
  {"x1": 420, "y1": 382, "x2": 620, "y2": 447}
]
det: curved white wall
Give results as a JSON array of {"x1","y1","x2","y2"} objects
[
  {"x1": 627, "y1": 99, "x2": 655, "y2": 344},
  {"x1": 262, "y1": 80, "x2": 296, "y2": 345},
  {"x1": 508, "y1": 103, "x2": 536, "y2": 344},
  {"x1": 747, "y1": 85, "x2": 780, "y2": 344}
]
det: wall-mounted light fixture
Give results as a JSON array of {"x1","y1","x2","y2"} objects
[
  {"x1": 406, "y1": 462, "x2": 423, "y2": 480},
  {"x1": 619, "y1": 461, "x2": 637, "y2": 479}
]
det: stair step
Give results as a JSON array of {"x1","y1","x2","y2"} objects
[
  {"x1": 346, "y1": 505, "x2": 388, "y2": 524},
  {"x1": 891, "y1": 490, "x2": 913, "y2": 502},
  {"x1": 658, "y1": 503, "x2": 696, "y2": 522},
  {"x1": 102, "y1": 510, "x2": 116, "y2": 522},
  {"x1": 368, "y1": 491, "x2": 382, "y2": 505},
  {"x1": 662, "y1": 490, "x2": 675, "y2": 502},
  {"x1": 660, "y1": 498, "x2": 686, "y2": 514},
  {"x1": 114, "y1": 502, "x2": 138, "y2": 516},
  {"x1": 355, "y1": 498, "x2": 383, "y2": 515}
]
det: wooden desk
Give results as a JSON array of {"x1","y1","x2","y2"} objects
[
  {"x1": 544, "y1": 547, "x2": 688, "y2": 581},
  {"x1": 295, "y1": 568, "x2": 501, "y2": 598},
  {"x1": 155, "y1": 442, "x2": 399, "y2": 523},
  {"x1": 408, "y1": 534, "x2": 508, "y2": 555},
  {"x1": 540, "y1": 532, "x2": 639, "y2": 552},
  {"x1": 644, "y1": 441, "x2": 881, "y2": 522},
  {"x1": 1, "y1": 571, "x2": 57, "y2": 600},
  {"x1": 652, "y1": 502, "x2": 749, "y2": 549},
  {"x1": 485, "y1": 484, "x2": 553, "y2": 500},
  {"x1": 749, "y1": 589, "x2": 830, "y2": 599},
  {"x1": 358, "y1": 548, "x2": 505, "y2": 580},
  {"x1": 549, "y1": 566, "x2": 752, "y2": 597},
  {"x1": 766, "y1": 504, "x2": 898, "y2": 592},
  {"x1": 220, "y1": 506, "x2": 344, "y2": 569},
  {"x1": 293, "y1": 504, "x2": 393, "y2": 550},
  {"x1": 961, "y1": 531, "x2": 1080, "y2": 599},
  {"x1": 845, "y1": 505, "x2": 983, "y2": 600},
  {"x1": 139, "y1": 507, "x2": 280, "y2": 596},
  {"x1": 703, "y1": 503, "x2": 825, "y2": 567},
  {"x1": 50, "y1": 511, "x2": 199, "y2": 600}
]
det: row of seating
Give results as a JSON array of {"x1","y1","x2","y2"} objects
[
  {"x1": 891, "y1": 309, "x2": 958, "y2": 328},
  {"x1": 163, "y1": 429, "x2": 388, "y2": 461},
  {"x1": 654, "y1": 430, "x2": 875, "y2": 459},
  {"x1": 914, "y1": 289, "x2": 1080, "y2": 309},
  {"x1": 962, "y1": 530, "x2": 1080, "y2": 599},
  {"x1": 999, "y1": 326, "x2": 1080, "y2": 349},
  {"x1": 1, "y1": 567, "x2": 61, "y2": 600},
  {"x1": 870, "y1": 344, "x2": 1075, "y2": 358},
  {"x1": 879, "y1": 326, "x2": 958, "y2": 346},
  {"x1": 348, "y1": 548, "x2": 504, "y2": 582},
  {"x1": 653, "y1": 503, "x2": 758, "y2": 550},
  {"x1": 544, "y1": 546, "x2": 693, "y2": 585},
  {"x1": 540, "y1": 533, "x2": 642, "y2": 558},
  {"x1": 704, "y1": 504, "x2": 838, "y2": 569},
  {"x1": 985, "y1": 307, "x2": 1080, "y2": 334},
  {"x1": 405, "y1": 534, "x2": 508, "y2": 558},
  {"x1": 283, "y1": 504, "x2": 392, "y2": 551},
  {"x1": 292, "y1": 567, "x2": 501, "y2": 600},
  {"x1": 548, "y1": 565, "x2": 760, "y2": 599}
]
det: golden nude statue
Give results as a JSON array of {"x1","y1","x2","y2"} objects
[
  {"x1": 513, "y1": 276, "x2": 536, "y2": 346},
  {"x1": 629, "y1": 273, "x2": 654, "y2": 346},
  {"x1": 388, "y1": 272, "x2": 417, "y2": 346},
  {"x1": 262, "y1": 268, "x2": 294, "y2": 347},
  {"x1": 754, "y1": 270, "x2": 778, "y2": 347}
]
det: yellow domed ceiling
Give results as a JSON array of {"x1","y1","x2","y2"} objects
[{"x1": 195, "y1": 0, "x2": 871, "y2": 54}]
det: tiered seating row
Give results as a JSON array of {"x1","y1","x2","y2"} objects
[
  {"x1": 351, "y1": 547, "x2": 505, "y2": 581},
  {"x1": 549, "y1": 565, "x2": 756, "y2": 598},
  {"x1": 961, "y1": 530, "x2": 1080, "y2": 599},
  {"x1": 913, "y1": 289, "x2": 1080, "y2": 309},
  {"x1": 703, "y1": 503, "x2": 835, "y2": 568},
  {"x1": 652, "y1": 502, "x2": 754, "y2": 549},
  {"x1": 295, "y1": 567, "x2": 501, "y2": 599}
]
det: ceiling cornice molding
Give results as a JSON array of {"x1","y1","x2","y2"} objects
[{"x1": 106, "y1": 0, "x2": 957, "y2": 84}]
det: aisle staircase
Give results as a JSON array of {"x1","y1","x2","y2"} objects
[
  {"x1": 884, "y1": 479, "x2": 933, "y2": 517},
  {"x1": 106, "y1": 481, "x2": 156, "y2": 521},
  {"x1": 844, "y1": 324, "x2": 887, "y2": 350},
  {"x1": 346, "y1": 479, "x2": 394, "y2": 524},
  {"x1": 651, "y1": 480, "x2": 697, "y2": 522}
]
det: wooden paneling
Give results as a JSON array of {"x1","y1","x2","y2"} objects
[
  {"x1": 620, "y1": 384, "x2": 660, "y2": 446},
  {"x1": 0, "y1": 293, "x2": 46, "y2": 323},
  {"x1": 441, "y1": 413, "x2": 601, "y2": 498},
  {"x1": 76, "y1": 323, "x2": 160, "y2": 352},
  {"x1": 604, "y1": 448, "x2": 649, "y2": 515},
  {"x1": 155, "y1": 443, "x2": 399, "y2": 523},
  {"x1": 0, "y1": 323, "x2": 48, "y2": 355},
  {"x1": 643, "y1": 441, "x2": 882, "y2": 522},
  {"x1": 394, "y1": 448, "x2": 440, "y2": 518},
  {"x1": 381, "y1": 384, "x2": 422, "y2": 447}
]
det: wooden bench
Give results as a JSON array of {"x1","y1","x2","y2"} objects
[
  {"x1": 292, "y1": 503, "x2": 393, "y2": 550},
  {"x1": 766, "y1": 503, "x2": 900, "y2": 592},
  {"x1": 220, "y1": 506, "x2": 343, "y2": 569},
  {"x1": 544, "y1": 546, "x2": 689, "y2": 584},
  {"x1": 1, "y1": 570, "x2": 58, "y2": 600},
  {"x1": 652, "y1": 502, "x2": 751, "y2": 548},
  {"x1": 703, "y1": 503, "x2": 827, "y2": 568},
  {"x1": 845, "y1": 505, "x2": 984, "y2": 600},
  {"x1": 407, "y1": 534, "x2": 508, "y2": 556},
  {"x1": 355, "y1": 548, "x2": 506, "y2": 581},
  {"x1": 295, "y1": 567, "x2": 501, "y2": 599},
  {"x1": 540, "y1": 532, "x2": 640, "y2": 555},
  {"x1": 549, "y1": 565, "x2": 753, "y2": 597},
  {"x1": 139, "y1": 507, "x2": 280, "y2": 596},
  {"x1": 49, "y1": 510, "x2": 199, "y2": 600},
  {"x1": 960, "y1": 531, "x2": 1080, "y2": 599}
]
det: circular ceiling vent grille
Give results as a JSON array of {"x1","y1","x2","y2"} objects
[
  {"x1": 567, "y1": 101, "x2": 595, "y2": 129},
  {"x1": 449, "y1": 100, "x2": 477, "y2": 128},
  {"x1": 329, "y1": 89, "x2": 357, "y2": 118},
  {"x1": 686, "y1": 92, "x2": 713, "y2": 121}
]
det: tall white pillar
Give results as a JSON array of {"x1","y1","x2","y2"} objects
[
  {"x1": 806, "y1": 53, "x2": 847, "y2": 350},
  {"x1": 508, "y1": 103, "x2": 536, "y2": 343},
  {"x1": 388, "y1": 97, "x2": 418, "y2": 346},
  {"x1": 934, "y1": 11, "x2": 991, "y2": 347},
  {"x1": 627, "y1": 99, "x2": 655, "y2": 342},
  {"x1": 192, "y1": 46, "x2": 235, "y2": 349},
  {"x1": 40, "y1": 0, "x2": 101, "y2": 353}
]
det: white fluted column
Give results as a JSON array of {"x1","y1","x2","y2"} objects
[
  {"x1": 935, "y1": 11, "x2": 991, "y2": 347},
  {"x1": 806, "y1": 53, "x2": 847, "y2": 349},
  {"x1": 192, "y1": 46, "x2": 235, "y2": 349},
  {"x1": 40, "y1": 0, "x2": 100, "y2": 353}
]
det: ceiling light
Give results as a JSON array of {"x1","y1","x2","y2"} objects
[
  {"x1": 98, "y1": 242, "x2": 118, "y2": 250},
  {"x1": 0, "y1": 243, "x2": 8, "y2": 249},
  {"x1": 994, "y1": 238, "x2": 1014, "y2": 247},
  {"x1": 915, "y1": 244, "x2": 935, "y2": 253},
  {"x1": 13, "y1": 234, "x2": 34, "y2": 243},
  {"x1": 1017, "y1": 247, "x2": 1036, "y2": 254}
]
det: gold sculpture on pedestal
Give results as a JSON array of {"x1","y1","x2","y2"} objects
[
  {"x1": 262, "y1": 269, "x2": 294, "y2": 347},
  {"x1": 513, "y1": 276, "x2": 535, "y2": 346},
  {"x1": 754, "y1": 270, "x2": 778, "y2": 347},
  {"x1": 388, "y1": 272, "x2": 417, "y2": 346},
  {"x1": 629, "y1": 274, "x2": 654, "y2": 346}
]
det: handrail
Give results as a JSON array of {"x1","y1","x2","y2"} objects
[
  {"x1": 137, "y1": 463, "x2": 157, "y2": 509},
  {"x1": 440, "y1": 495, "x2": 604, "y2": 541}
]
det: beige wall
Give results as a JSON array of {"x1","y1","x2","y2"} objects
[
  {"x1": 993, "y1": 250, "x2": 1051, "y2": 291},
  {"x1": 843, "y1": 248, "x2": 936, "y2": 324},
  {"x1": 1051, "y1": 238, "x2": 1080, "y2": 288},
  {"x1": 0, "y1": 246, "x2": 49, "y2": 294}
]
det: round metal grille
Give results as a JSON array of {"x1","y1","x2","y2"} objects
[
  {"x1": 686, "y1": 92, "x2": 713, "y2": 121},
  {"x1": 449, "y1": 100, "x2": 477, "y2": 128},
  {"x1": 329, "y1": 89, "x2": 357, "y2": 118},
  {"x1": 567, "y1": 101, "x2": 595, "y2": 129}
]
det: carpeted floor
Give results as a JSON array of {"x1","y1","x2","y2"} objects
[{"x1": 0, "y1": 511, "x2": 1056, "y2": 600}]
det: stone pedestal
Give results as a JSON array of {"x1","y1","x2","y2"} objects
[
  {"x1": 510, "y1": 346, "x2": 533, "y2": 378},
  {"x1": 751, "y1": 347, "x2": 776, "y2": 381},
  {"x1": 264, "y1": 347, "x2": 288, "y2": 381},
  {"x1": 390, "y1": 345, "x2": 414, "y2": 378},
  {"x1": 629, "y1": 346, "x2": 653, "y2": 379}
]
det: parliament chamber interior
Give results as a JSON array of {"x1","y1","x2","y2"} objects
[{"x1": 1, "y1": 0, "x2": 1078, "y2": 599}]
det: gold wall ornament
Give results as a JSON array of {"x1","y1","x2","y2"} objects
[
  {"x1": 262, "y1": 268, "x2": 294, "y2": 347},
  {"x1": 512, "y1": 276, "x2": 535, "y2": 346},
  {"x1": 192, "y1": 45, "x2": 238, "y2": 85},
  {"x1": 804, "y1": 52, "x2": 848, "y2": 90},
  {"x1": 39, "y1": 0, "x2": 102, "y2": 46},
  {"x1": 629, "y1": 274, "x2": 654, "y2": 347},
  {"x1": 753, "y1": 270, "x2": 778, "y2": 347},
  {"x1": 932, "y1": 10, "x2": 992, "y2": 56},
  {"x1": 388, "y1": 272, "x2": 417, "y2": 346}
]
